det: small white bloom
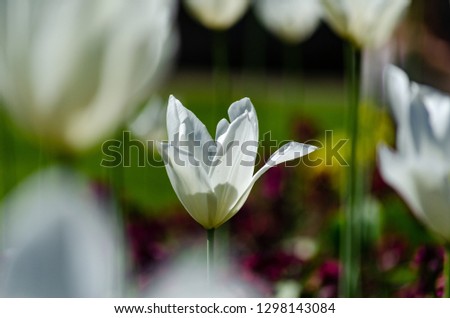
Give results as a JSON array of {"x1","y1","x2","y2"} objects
[
  {"x1": 184, "y1": 0, "x2": 250, "y2": 30},
  {"x1": 0, "y1": 0, "x2": 177, "y2": 153},
  {"x1": 254, "y1": 0, "x2": 323, "y2": 44},
  {"x1": 129, "y1": 95, "x2": 168, "y2": 144},
  {"x1": 378, "y1": 66, "x2": 450, "y2": 241},
  {"x1": 275, "y1": 280, "x2": 302, "y2": 298},
  {"x1": 321, "y1": 0, "x2": 411, "y2": 48},
  {"x1": 158, "y1": 96, "x2": 317, "y2": 229}
]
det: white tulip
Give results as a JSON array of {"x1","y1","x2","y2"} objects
[
  {"x1": 184, "y1": 0, "x2": 250, "y2": 30},
  {"x1": 378, "y1": 66, "x2": 450, "y2": 241},
  {"x1": 158, "y1": 96, "x2": 317, "y2": 229},
  {"x1": 0, "y1": 167, "x2": 123, "y2": 297},
  {"x1": 321, "y1": 0, "x2": 410, "y2": 48},
  {"x1": 254, "y1": 0, "x2": 323, "y2": 44},
  {"x1": 0, "y1": 0, "x2": 177, "y2": 153}
]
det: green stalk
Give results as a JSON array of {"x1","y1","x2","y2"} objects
[
  {"x1": 0, "y1": 112, "x2": 15, "y2": 198},
  {"x1": 212, "y1": 31, "x2": 229, "y2": 124},
  {"x1": 207, "y1": 228, "x2": 215, "y2": 285},
  {"x1": 445, "y1": 245, "x2": 450, "y2": 298},
  {"x1": 340, "y1": 42, "x2": 361, "y2": 298}
]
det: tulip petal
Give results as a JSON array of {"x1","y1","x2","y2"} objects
[
  {"x1": 69, "y1": 0, "x2": 169, "y2": 136},
  {"x1": 414, "y1": 162, "x2": 450, "y2": 240},
  {"x1": 385, "y1": 65, "x2": 418, "y2": 155},
  {"x1": 254, "y1": 0, "x2": 322, "y2": 44},
  {"x1": 215, "y1": 97, "x2": 258, "y2": 152},
  {"x1": 227, "y1": 97, "x2": 259, "y2": 138},
  {"x1": 377, "y1": 144, "x2": 421, "y2": 213},
  {"x1": 208, "y1": 99, "x2": 259, "y2": 222},
  {"x1": 214, "y1": 142, "x2": 317, "y2": 227},
  {"x1": 215, "y1": 118, "x2": 230, "y2": 141},
  {"x1": 184, "y1": 0, "x2": 250, "y2": 30},
  {"x1": 378, "y1": 144, "x2": 450, "y2": 240},
  {"x1": 158, "y1": 142, "x2": 217, "y2": 228},
  {"x1": 385, "y1": 65, "x2": 410, "y2": 123},
  {"x1": 167, "y1": 95, "x2": 213, "y2": 143},
  {"x1": 0, "y1": 0, "x2": 177, "y2": 152},
  {"x1": 322, "y1": 0, "x2": 410, "y2": 48},
  {"x1": 420, "y1": 86, "x2": 450, "y2": 146},
  {"x1": 321, "y1": 0, "x2": 348, "y2": 40},
  {"x1": 252, "y1": 142, "x2": 317, "y2": 184},
  {"x1": 208, "y1": 115, "x2": 257, "y2": 225},
  {"x1": 368, "y1": 0, "x2": 410, "y2": 48},
  {"x1": 167, "y1": 95, "x2": 213, "y2": 169},
  {"x1": 409, "y1": 95, "x2": 443, "y2": 157}
]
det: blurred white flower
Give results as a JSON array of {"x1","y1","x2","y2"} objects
[
  {"x1": 321, "y1": 0, "x2": 410, "y2": 48},
  {"x1": 0, "y1": 0, "x2": 177, "y2": 153},
  {"x1": 0, "y1": 167, "x2": 124, "y2": 297},
  {"x1": 144, "y1": 248, "x2": 263, "y2": 297},
  {"x1": 254, "y1": 0, "x2": 322, "y2": 44},
  {"x1": 158, "y1": 95, "x2": 317, "y2": 229},
  {"x1": 184, "y1": 0, "x2": 250, "y2": 30},
  {"x1": 378, "y1": 66, "x2": 450, "y2": 241},
  {"x1": 129, "y1": 95, "x2": 167, "y2": 144},
  {"x1": 275, "y1": 280, "x2": 302, "y2": 298}
]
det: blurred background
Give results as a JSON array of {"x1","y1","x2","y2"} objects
[{"x1": 1, "y1": 0, "x2": 450, "y2": 297}]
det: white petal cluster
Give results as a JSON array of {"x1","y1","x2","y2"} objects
[
  {"x1": 321, "y1": 0, "x2": 410, "y2": 48},
  {"x1": 254, "y1": 0, "x2": 322, "y2": 44},
  {"x1": 159, "y1": 96, "x2": 317, "y2": 229},
  {"x1": 378, "y1": 66, "x2": 450, "y2": 241},
  {"x1": 0, "y1": 0, "x2": 177, "y2": 152}
]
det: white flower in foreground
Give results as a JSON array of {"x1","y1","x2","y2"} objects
[
  {"x1": 184, "y1": 0, "x2": 250, "y2": 30},
  {"x1": 144, "y1": 249, "x2": 263, "y2": 297},
  {"x1": 378, "y1": 66, "x2": 450, "y2": 241},
  {"x1": 158, "y1": 96, "x2": 317, "y2": 229},
  {"x1": 321, "y1": 0, "x2": 410, "y2": 48},
  {"x1": 0, "y1": 167, "x2": 123, "y2": 297},
  {"x1": 254, "y1": 0, "x2": 322, "y2": 44},
  {"x1": 0, "y1": 0, "x2": 177, "y2": 153}
]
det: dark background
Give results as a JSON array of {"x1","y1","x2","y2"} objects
[
  {"x1": 174, "y1": 0, "x2": 450, "y2": 75},
  {"x1": 175, "y1": 2, "x2": 344, "y2": 75}
]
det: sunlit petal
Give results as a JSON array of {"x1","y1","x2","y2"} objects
[{"x1": 158, "y1": 142, "x2": 217, "y2": 228}]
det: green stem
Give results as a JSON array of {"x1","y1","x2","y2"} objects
[
  {"x1": 213, "y1": 31, "x2": 229, "y2": 124},
  {"x1": 340, "y1": 42, "x2": 361, "y2": 298},
  {"x1": 445, "y1": 245, "x2": 450, "y2": 298},
  {"x1": 207, "y1": 228, "x2": 215, "y2": 285},
  {"x1": 0, "y1": 112, "x2": 15, "y2": 198}
]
